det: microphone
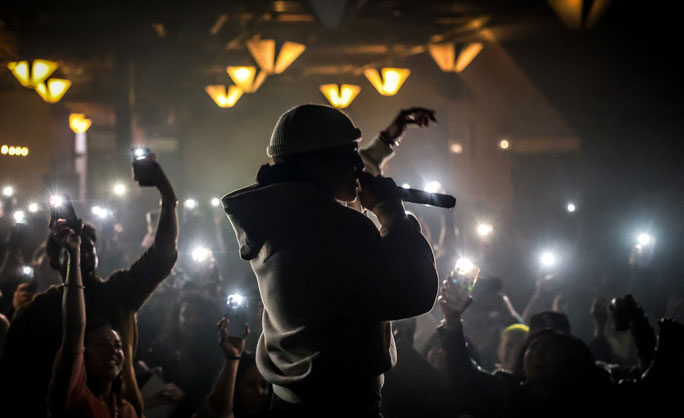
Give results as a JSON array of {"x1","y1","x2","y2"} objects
[{"x1": 400, "y1": 187, "x2": 455, "y2": 209}]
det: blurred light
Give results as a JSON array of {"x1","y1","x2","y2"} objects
[
  {"x1": 246, "y1": 39, "x2": 306, "y2": 74},
  {"x1": 34, "y1": 78, "x2": 71, "y2": 103},
  {"x1": 401, "y1": 183, "x2": 411, "y2": 189},
  {"x1": 69, "y1": 113, "x2": 92, "y2": 134},
  {"x1": 455, "y1": 42, "x2": 484, "y2": 72},
  {"x1": 428, "y1": 42, "x2": 483, "y2": 73},
  {"x1": 637, "y1": 233, "x2": 653, "y2": 246},
  {"x1": 112, "y1": 183, "x2": 127, "y2": 196},
  {"x1": 184, "y1": 199, "x2": 198, "y2": 209},
  {"x1": 2, "y1": 146, "x2": 30, "y2": 157},
  {"x1": 7, "y1": 59, "x2": 58, "y2": 88},
  {"x1": 540, "y1": 252, "x2": 557, "y2": 267},
  {"x1": 424, "y1": 181, "x2": 442, "y2": 193},
  {"x1": 455, "y1": 257, "x2": 475, "y2": 275},
  {"x1": 49, "y1": 194, "x2": 64, "y2": 208},
  {"x1": 566, "y1": 203, "x2": 576, "y2": 213},
  {"x1": 13, "y1": 210, "x2": 26, "y2": 224},
  {"x1": 499, "y1": 138, "x2": 510, "y2": 150},
  {"x1": 449, "y1": 143, "x2": 463, "y2": 154},
  {"x1": 91, "y1": 206, "x2": 111, "y2": 219},
  {"x1": 476, "y1": 223, "x2": 493, "y2": 237},
  {"x1": 192, "y1": 247, "x2": 212, "y2": 263},
  {"x1": 28, "y1": 203, "x2": 40, "y2": 213},
  {"x1": 364, "y1": 68, "x2": 410, "y2": 96},
  {"x1": 21, "y1": 265, "x2": 34, "y2": 278},
  {"x1": 319, "y1": 84, "x2": 361, "y2": 109},
  {"x1": 227, "y1": 294, "x2": 245, "y2": 307},
  {"x1": 226, "y1": 66, "x2": 267, "y2": 93},
  {"x1": 210, "y1": 197, "x2": 221, "y2": 207},
  {"x1": 2, "y1": 186, "x2": 13, "y2": 197},
  {"x1": 205, "y1": 85, "x2": 244, "y2": 108},
  {"x1": 547, "y1": 0, "x2": 613, "y2": 30},
  {"x1": 133, "y1": 147, "x2": 148, "y2": 160}
]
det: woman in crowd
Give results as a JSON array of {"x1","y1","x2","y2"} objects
[{"x1": 48, "y1": 219, "x2": 137, "y2": 417}]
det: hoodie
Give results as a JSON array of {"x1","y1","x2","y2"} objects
[{"x1": 223, "y1": 181, "x2": 437, "y2": 405}]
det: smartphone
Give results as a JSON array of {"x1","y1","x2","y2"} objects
[
  {"x1": 49, "y1": 194, "x2": 82, "y2": 234},
  {"x1": 19, "y1": 265, "x2": 38, "y2": 293},
  {"x1": 131, "y1": 147, "x2": 155, "y2": 187},
  {"x1": 225, "y1": 294, "x2": 249, "y2": 338}
]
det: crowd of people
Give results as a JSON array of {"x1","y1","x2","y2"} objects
[{"x1": 0, "y1": 104, "x2": 682, "y2": 418}]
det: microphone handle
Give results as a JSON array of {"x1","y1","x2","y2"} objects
[{"x1": 399, "y1": 188, "x2": 456, "y2": 209}]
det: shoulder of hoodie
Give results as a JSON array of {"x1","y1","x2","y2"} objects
[{"x1": 318, "y1": 199, "x2": 381, "y2": 240}]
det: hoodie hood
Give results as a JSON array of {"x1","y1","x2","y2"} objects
[{"x1": 222, "y1": 182, "x2": 333, "y2": 260}]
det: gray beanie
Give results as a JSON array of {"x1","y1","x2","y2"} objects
[{"x1": 267, "y1": 104, "x2": 362, "y2": 157}]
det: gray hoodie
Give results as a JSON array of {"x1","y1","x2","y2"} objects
[{"x1": 223, "y1": 180, "x2": 438, "y2": 404}]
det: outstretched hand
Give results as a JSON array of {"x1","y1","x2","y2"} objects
[
  {"x1": 381, "y1": 107, "x2": 437, "y2": 143},
  {"x1": 591, "y1": 292, "x2": 609, "y2": 328},
  {"x1": 217, "y1": 317, "x2": 248, "y2": 359},
  {"x1": 51, "y1": 219, "x2": 81, "y2": 256}
]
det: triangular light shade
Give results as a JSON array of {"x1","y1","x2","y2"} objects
[
  {"x1": 363, "y1": 68, "x2": 410, "y2": 96},
  {"x1": 226, "y1": 66, "x2": 268, "y2": 93},
  {"x1": 34, "y1": 78, "x2": 71, "y2": 103},
  {"x1": 205, "y1": 85, "x2": 244, "y2": 108},
  {"x1": 246, "y1": 39, "x2": 306, "y2": 74},
  {"x1": 7, "y1": 59, "x2": 58, "y2": 88},
  {"x1": 319, "y1": 84, "x2": 361, "y2": 109},
  {"x1": 547, "y1": 0, "x2": 613, "y2": 29},
  {"x1": 69, "y1": 113, "x2": 92, "y2": 134},
  {"x1": 428, "y1": 42, "x2": 483, "y2": 73}
]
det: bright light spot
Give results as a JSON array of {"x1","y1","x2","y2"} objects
[
  {"x1": 499, "y1": 138, "x2": 510, "y2": 150},
  {"x1": 1, "y1": 145, "x2": 7, "y2": 154},
  {"x1": 13, "y1": 210, "x2": 26, "y2": 224},
  {"x1": 449, "y1": 143, "x2": 463, "y2": 154},
  {"x1": 455, "y1": 257, "x2": 475, "y2": 275},
  {"x1": 540, "y1": 252, "x2": 557, "y2": 267},
  {"x1": 637, "y1": 233, "x2": 653, "y2": 246},
  {"x1": 184, "y1": 199, "x2": 198, "y2": 209},
  {"x1": 113, "y1": 183, "x2": 127, "y2": 196},
  {"x1": 133, "y1": 147, "x2": 146, "y2": 158},
  {"x1": 91, "y1": 206, "x2": 110, "y2": 219},
  {"x1": 210, "y1": 197, "x2": 221, "y2": 207},
  {"x1": 21, "y1": 265, "x2": 34, "y2": 277},
  {"x1": 192, "y1": 247, "x2": 212, "y2": 262},
  {"x1": 28, "y1": 203, "x2": 39, "y2": 213},
  {"x1": 49, "y1": 194, "x2": 64, "y2": 208},
  {"x1": 402, "y1": 183, "x2": 411, "y2": 189},
  {"x1": 2, "y1": 186, "x2": 14, "y2": 197},
  {"x1": 476, "y1": 223, "x2": 493, "y2": 237},
  {"x1": 567, "y1": 203, "x2": 576, "y2": 213},
  {"x1": 227, "y1": 294, "x2": 245, "y2": 307},
  {"x1": 424, "y1": 181, "x2": 442, "y2": 193}
]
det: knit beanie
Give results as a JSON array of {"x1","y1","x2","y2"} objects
[{"x1": 266, "y1": 104, "x2": 362, "y2": 157}]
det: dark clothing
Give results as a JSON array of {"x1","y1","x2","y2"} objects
[
  {"x1": 0, "y1": 242, "x2": 177, "y2": 417},
  {"x1": 223, "y1": 181, "x2": 438, "y2": 407}
]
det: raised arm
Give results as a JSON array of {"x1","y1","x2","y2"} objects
[
  {"x1": 48, "y1": 221, "x2": 84, "y2": 414},
  {"x1": 116, "y1": 157, "x2": 178, "y2": 311}
]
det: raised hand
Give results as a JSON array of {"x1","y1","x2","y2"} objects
[
  {"x1": 438, "y1": 279, "x2": 473, "y2": 327},
  {"x1": 381, "y1": 107, "x2": 437, "y2": 143},
  {"x1": 217, "y1": 317, "x2": 248, "y2": 360}
]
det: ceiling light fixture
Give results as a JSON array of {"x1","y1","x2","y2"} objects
[
  {"x1": 428, "y1": 42, "x2": 483, "y2": 73},
  {"x1": 246, "y1": 39, "x2": 306, "y2": 74},
  {"x1": 363, "y1": 67, "x2": 410, "y2": 96},
  {"x1": 226, "y1": 66, "x2": 267, "y2": 93},
  {"x1": 205, "y1": 85, "x2": 244, "y2": 108},
  {"x1": 319, "y1": 84, "x2": 361, "y2": 109}
]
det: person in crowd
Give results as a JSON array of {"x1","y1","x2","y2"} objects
[
  {"x1": 495, "y1": 323, "x2": 529, "y2": 372},
  {"x1": 222, "y1": 104, "x2": 438, "y2": 417},
  {"x1": 142, "y1": 293, "x2": 224, "y2": 418},
  {"x1": 0, "y1": 155, "x2": 178, "y2": 417},
  {"x1": 0, "y1": 312, "x2": 8, "y2": 358},
  {"x1": 48, "y1": 220, "x2": 137, "y2": 417},
  {"x1": 193, "y1": 318, "x2": 271, "y2": 418}
]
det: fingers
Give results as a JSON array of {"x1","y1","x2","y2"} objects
[{"x1": 400, "y1": 108, "x2": 437, "y2": 127}]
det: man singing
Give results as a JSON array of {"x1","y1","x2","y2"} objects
[{"x1": 222, "y1": 104, "x2": 438, "y2": 417}]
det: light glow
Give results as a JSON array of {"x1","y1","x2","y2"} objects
[
  {"x1": 449, "y1": 143, "x2": 463, "y2": 154},
  {"x1": 227, "y1": 294, "x2": 245, "y2": 307},
  {"x1": 566, "y1": 203, "x2": 576, "y2": 213},
  {"x1": 192, "y1": 247, "x2": 212, "y2": 263},
  {"x1": 499, "y1": 138, "x2": 510, "y2": 150},
  {"x1": 28, "y1": 203, "x2": 40, "y2": 213},
  {"x1": 34, "y1": 78, "x2": 71, "y2": 103},
  {"x1": 211, "y1": 197, "x2": 221, "y2": 207},
  {"x1": 476, "y1": 223, "x2": 494, "y2": 237},
  {"x1": 363, "y1": 68, "x2": 410, "y2": 96},
  {"x1": 424, "y1": 181, "x2": 442, "y2": 193},
  {"x1": 319, "y1": 84, "x2": 361, "y2": 109},
  {"x1": 13, "y1": 210, "x2": 26, "y2": 224},
  {"x1": 454, "y1": 42, "x2": 484, "y2": 72},
  {"x1": 2, "y1": 146, "x2": 30, "y2": 157},
  {"x1": 2, "y1": 186, "x2": 14, "y2": 197},
  {"x1": 402, "y1": 183, "x2": 411, "y2": 189},
  {"x1": 226, "y1": 66, "x2": 267, "y2": 93},
  {"x1": 49, "y1": 194, "x2": 64, "y2": 208},
  {"x1": 7, "y1": 59, "x2": 58, "y2": 88},
  {"x1": 540, "y1": 252, "x2": 557, "y2": 267},
  {"x1": 428, "y1": 42, "x2": 483, "y2": 73},
  {"x1": 246, "y1": 39, "x2": 306, "y2": 74},
  {"x1": 205, "y1": 85, "x2": 244, "y2": 108},
  {"x1": 637, "y1": 233, "x2": 653, "y2": 246},
  {"x1": 69, "y1": 113, "x2": 92, "y2": 134},
  {"x1": 112, "y1": 183, "x2": 127, "y2": 196},
  {"x1": 184, "y1": 199, "x2": 198, "y2": 209},
  {"x1": 455, "y1": 257, "x2": 475, "y2": 275}
]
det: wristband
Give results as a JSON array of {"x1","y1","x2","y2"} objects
[
  {"x1": 62, "y1": 283, "x2": 85, "y2": 290},
  {"x1": 225, "y1": 354, "x2": 241, "y2": 361},
  {"x1": 378, "y1": 131, "x2": 398, "y2": 147}
]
